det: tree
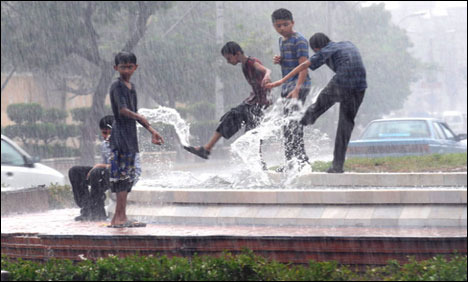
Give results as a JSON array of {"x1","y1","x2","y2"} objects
[
  {"x1": 4, "y1": 103, "x2": 80, "y2": 158},
  {"x1": 1, "y1": 1, "x2": 171, "y2": 164},
  {"x1": 2, "y1": 1, "x2": 420, "y2": 155}
]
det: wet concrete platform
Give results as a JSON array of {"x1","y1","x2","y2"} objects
[{"x1": 2, "y1": 209, "x2": 466, "y2": 265}]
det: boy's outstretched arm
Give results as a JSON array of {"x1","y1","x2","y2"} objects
[
  {"x1": 119, "y1": 107, "x2": 164, "y2": 145},
  {"x1": 265, "y1": 60, "x2": 311, "y2": 89},
  {"x1": 253, "y1": 62, "x2": 272, "y2": 87}
]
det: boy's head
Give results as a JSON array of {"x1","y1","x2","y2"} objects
[
  {"x1": 114, "y1": 51, "x2": 138, "y2": 80},
  {"x1": 309, "y1": 33, "x2": 331, "y2": 52},
  {"x1": 271, "y1": 8, "x2": 294, "y2": 38},
  {"x1": 99, "y1": 115, "x2": 114, "y2": 140},
  {"x1": 221, "y1": 41, "x2": 244, "y2": 65}
]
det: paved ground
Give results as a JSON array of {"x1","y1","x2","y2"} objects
[{"x1": 2, "y1": 208, "x2": 466, "y2": 238}]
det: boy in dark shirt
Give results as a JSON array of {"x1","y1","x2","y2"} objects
[
  {"x1": 271, "y1": 8, "x2": 311, "y2": 170},
  {"x1": 267, "y1": 33, "x2": 367, "y2": 173},
  {"x1": 183, "y1": 41, "x2": 272, "y2": 164},
  {"x1": 108, "y1": 51, "x2": 163, "y2": 228}
]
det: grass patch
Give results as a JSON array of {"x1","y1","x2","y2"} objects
[{"x1": 310, "y1": 153, "x2": 467, "y2": 173}]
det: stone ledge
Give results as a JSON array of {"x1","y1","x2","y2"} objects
[
  {"x1": 127, "y1": 188, "x2": 467, "y2": 205},
  {"x1": 1, "y1": 187, "x2": 49, "y2": 215},
  {"x1": 116, "y1": 203, "x2": 467, "y2": 228}
]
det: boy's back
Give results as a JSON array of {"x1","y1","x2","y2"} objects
[{"x1": 308, "y1": 41, "x2": 367, "y2": 91}]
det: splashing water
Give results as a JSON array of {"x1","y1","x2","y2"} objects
[
  {"x1": 135, "y1": 92, "x2": 330, "y2": 189},
  {"x1": 139, "y1": 106, "x2": 191, "y2": 146},
  {"x1": 229, "y1": 91, "x2": 330, "y2": 187}
]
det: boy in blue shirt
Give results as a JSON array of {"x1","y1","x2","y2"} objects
[
  {"x1": 69, "y1": 115, "x2": 142, "y2": 222},
  {"x1": 69, "y1": 115, "x2": 114, "y2": 222},
  {"x1": 108, "y1": 51, "x2": 163, "y2": 227},
  {"x1": 271, "y1": 8, "x2": 311, "y2": 170},
  {"x1": 267, "y1": 33, "x2": 367, "y2": 173}
]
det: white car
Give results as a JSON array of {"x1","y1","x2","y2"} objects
[{"x1": 1, "y1": 134, "x2": 65, "y2": 188}]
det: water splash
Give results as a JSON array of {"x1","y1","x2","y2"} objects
[
  {"x1": 135, "y1": 93, "x2": 330, "y2": 189},
  {"x1": 229, "y1": 92, "x2": 330, "y2": 187},
  {"x1": 139, "y1": 106, "x2": 191, "y2": 146}
]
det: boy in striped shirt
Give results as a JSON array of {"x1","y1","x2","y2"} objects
[{"x1": 271, "y1": 8, "x2": 311, "y2": 171}]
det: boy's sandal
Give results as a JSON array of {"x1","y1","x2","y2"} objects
[
  {"x1": 107, "y1": 220, "x2": 146, "y2": 228},
  {"x1": 183, "y1": 146, "x2": 210, "y2": 160}
]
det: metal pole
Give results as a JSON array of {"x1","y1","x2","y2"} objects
[{"x1": 215, "y1": 1, "x2": 225, "y2": 144}]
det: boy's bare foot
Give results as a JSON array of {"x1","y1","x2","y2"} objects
[{"x1": 111, "y1": 216, "x2": 128, "y2": 226}]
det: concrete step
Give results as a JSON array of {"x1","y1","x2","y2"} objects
[
  {"x1": 118, "y1": 202, "x2": 467, "y2": 228},
  {"x1": 108, "y1": 187, "x2": 467, "y2": 228}
]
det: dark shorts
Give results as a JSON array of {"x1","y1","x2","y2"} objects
[
  {"x1": 216, "y1": 103, "x2": 264, "y2": 139},
  {"x1": 109, "y1": 149, "x2": 137, "y2": 193}
]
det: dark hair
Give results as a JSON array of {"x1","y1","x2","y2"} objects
[
  {"x1": 309, "y1": 33, "x2": 331, "y2": 50},
  {"x1": 221, "y1": 41, "x2": 244, "y2": 56},
  {"x1": 114, "y1": 51, "x2": 137, "y2": 66},
  {"x1": 271, "y1": 8, "x2": 293, "y2": 23},
  {"x1": 99, "y1": 115, "x2": 114, "y2": 130}
]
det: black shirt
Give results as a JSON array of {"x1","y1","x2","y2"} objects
[{"x1": 109, "y1": 78, "x2": 139, "y2": 153}]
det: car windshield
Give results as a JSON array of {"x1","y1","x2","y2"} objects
[
  {"x1": 361, "y1": 120, "x2": 431, "y2": 140},
  {"x1": 1, "y1": 139, "x2": 26, "y2": 166}
]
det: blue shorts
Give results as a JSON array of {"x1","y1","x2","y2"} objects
[{"x1": 109, "y1": 150, "x2": 137, "y2": 193}]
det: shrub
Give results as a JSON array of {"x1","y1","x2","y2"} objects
[
  {"x1": 7, "y1": 103, "x2": 43, "y2": 125},
  {"x1": 1, "y1": 252, "x2": 466, "y2": 281}
]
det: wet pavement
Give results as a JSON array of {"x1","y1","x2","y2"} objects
[{"x1": 2, "y1": 208, "x2": 466, "y2": 238}]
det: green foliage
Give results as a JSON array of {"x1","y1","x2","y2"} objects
[
  {"x1": 2, "y1": 1, "x2": 421, "y2": 159},
  {"x1": 5, "y1": 103, "x2": 81, "y2": 158},
  {"x1": 310, "y1": 153, "x2": 467, "y2": 172},
  {"x1": 41, "y1": 108, "x2": 68, "y2": 123},
  {"x1": 2, "y1": 252, "x2": 466, "y2": 281},
  {"x1": 3, "y1": 124, "x2": 36, "y2": 144},
  {"x1": 6, "y1": 103, "x2": 43, "y2": 125},
  {"x1": 22, "y1": 143, "x2": 80, "y2": 159},
  {"x1": 364, "y1": 255, "x2": 468, "y2": 281},
  {"x1": 47, "y1": 184, "x2": 75, "y2": 209},
  {"x1": 341, "y1": 153, "x2": 467, "y2": 173}
]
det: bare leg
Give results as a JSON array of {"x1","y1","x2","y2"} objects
[
  {"x1": 111, "y1": 191, "x2": 128, "y2": 225},
  {"x1": 204, "y1": 132, "x2": 222, "y2": 152}
]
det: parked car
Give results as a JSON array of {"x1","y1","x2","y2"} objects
[
  {"x1": 347, "y1": 118, "x2": 467, "y2": 158},
  {"x1": 1, "y1": 134, "x2": 65, "y2": 188}
]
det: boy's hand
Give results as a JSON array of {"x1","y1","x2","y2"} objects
[
  {"x1": 265, "y1": 79, "x2": 283, "y2": 89},
  {"x1": 286, "y1": 88, "x2": 300, "y2": 99},
  {"x1": 152, "y1": 131, "x2": 164, "y2": 145},
  {"x1": 261, "y1": 74, "x2": 271, "y2": 88},
  {"x1": 86, "y1": 164, "x2": 107, "y2": 180},
  {"x1": 273, "y1": 55, "x2": 282, "y2": 64}
]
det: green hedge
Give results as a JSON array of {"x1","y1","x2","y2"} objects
[
  {"x1": 47, "y1": 185, "x2": 75, "y2": 209},
  {"x1": 310, "y1": 153, "x2": 468, "y2": 173},
  {"x1": 2, "y1": 251, "x2": 466, "y2": 281}
]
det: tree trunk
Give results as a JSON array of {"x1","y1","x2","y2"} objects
[
  {"x1": 79, "y1": 2, "x2": 159, "y2": 164},
  {"x1": 80, "y1": 63, "x2": 114, "y2": 165}
]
